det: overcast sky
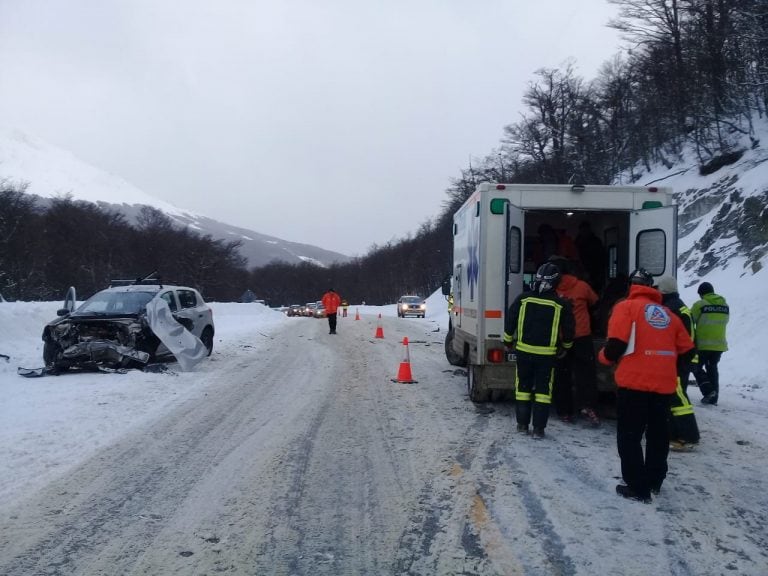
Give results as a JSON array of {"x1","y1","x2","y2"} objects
[{"x1": 0, "y1": 0, "x2": 621, "y2": 256}]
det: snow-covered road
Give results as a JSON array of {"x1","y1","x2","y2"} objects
[{"x1": 1, "y1": 305, "x2": 767, "y2": 575}]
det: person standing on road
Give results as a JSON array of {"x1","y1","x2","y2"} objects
[
  {"x1": 321, "y1": 288, "x2": 342, "y2": 335},
  {"x1": 655, "y1": 275, "x2": 701, "y2": 451},
  {"x1": 691, "y1": 282, "x2": 729, "y2": 405},
  {"x1": 550, "y1": 256, "x2": 601, "y2": 427},
  {"x1": 598, "y1": 269, "x2": 695, "y2": 503},
  {"x1": 504, "y1": 262, "x2": 575, "y2": 439}
]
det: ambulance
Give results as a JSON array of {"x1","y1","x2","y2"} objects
[{"x1": 442, "y1": 182, "x2": 677, "y2": 402}]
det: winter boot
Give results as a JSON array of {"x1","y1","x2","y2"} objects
[
  {"x1": 615, "y1": 484, "x2": 651, "y2": 503},
  {"x1": 531, "y1": 428, "x2": 546, "y2": 439},
  {"x1": 580, "y1": 407, "x2": 601, "y2": 427},
  {"x1": 670, "y1": 439, "x2": 695, "y2": 452}
]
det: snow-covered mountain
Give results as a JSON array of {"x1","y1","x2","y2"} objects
[
  {"x1": 0, "y1": 129, "x2": 349, "y2": 268},
  {"x1": 624, "y1": 119, "x2": 768, "y2": 288}
]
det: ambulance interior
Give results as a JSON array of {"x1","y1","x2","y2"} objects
[{"x1": 523, "y1": 209, "x2": 631, "y2": 336}]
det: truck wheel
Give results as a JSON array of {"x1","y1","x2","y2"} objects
[
  {"x1": 444, "y1": 329, "x2": 466, "y2": 367},
  {"x1": 467, "y1": 365, "x2": 491, "y2": 403}
]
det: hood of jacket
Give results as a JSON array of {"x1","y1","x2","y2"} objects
[
  {"x1": 558, "y1": 273, "x2": 579, "y2": 291},
  {"x1": 627, "y1": 284, "x2": 662, "y2": 304}
]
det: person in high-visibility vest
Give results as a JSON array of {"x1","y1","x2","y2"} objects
[
  {"x1": 341, "y1": 300, "x2": 348, "y2": 318},
  {"x1": 691, "y1": 282, "x2": 729, "y2": 405},
  {"x1": 504, "y1": 262, "x2": 575, "y2": 439},
  {"x1": 655, "y1": 275, "x2": 700, "y2": 451}
]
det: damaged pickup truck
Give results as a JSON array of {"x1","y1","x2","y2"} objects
[{"x1": 42, "y1": 281, "x2": 215, "y2": 373}]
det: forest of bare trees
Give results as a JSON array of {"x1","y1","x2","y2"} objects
[
  {"x1": 0, "y1": 188, "x2": 247, "y2": 302},
  {"x1": 2, "y1": 0, "x2": 766, "y2": 305}
]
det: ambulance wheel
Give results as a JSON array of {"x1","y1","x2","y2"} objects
[
  {"x1": 467, "y1": 365, "x2": 491, "y2": 403},
  {"x1": 445, "y1": 329, "x2": 466, "y2": 367}
]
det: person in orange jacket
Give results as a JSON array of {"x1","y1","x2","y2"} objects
[
  {"x1": 598, "y1": 269, "x2": 694, "y2": 502},
  {"x1": 321, "y1": 288, "x2": 342, "y2": 334},
  {"x1": 550, "y1": 257, "x2": 600, "y2": 426}
]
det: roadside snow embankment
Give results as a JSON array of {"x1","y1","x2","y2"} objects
[{"x1": 0, "y1": 302, "x2": 287, "y2": 508}]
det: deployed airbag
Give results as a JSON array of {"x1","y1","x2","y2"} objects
[{"x1": 145, "y1": 299, "x2": 208, "y2": 371}]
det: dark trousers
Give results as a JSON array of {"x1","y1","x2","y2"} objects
[
  {"x1": 553, "y1": 336, "x2": 598, "y2": 416},
  {"x1": 327, "y1": 313, "x2": 338, "y2": 333},
  {"x1": 693, "y1": 351, "x2": 722, "y2": 399},
  {"x1": 669, "y1": 370, "x2": 700, "y2": 443},
  {"x1": 616, "y1": 388, "x2": 672, "y2": 497},
  {"x1": 515, "y1": 352, "x2": 556, "y2": 430}
]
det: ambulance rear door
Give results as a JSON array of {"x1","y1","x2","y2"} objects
[
  {"x1": 628, "y1": 205, "x2": 677, "y2": 278},
  {"x1": 505, "y1": 202, "x2": 525, "y2": 312}
]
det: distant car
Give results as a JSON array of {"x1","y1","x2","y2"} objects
[
  {"x1": 304, "y1": 302, "x2": 317, "y2": 317},
  {"x1": 42, "y1": 282, "x2": 215, "y2": 371},
  {"x1": 287, "y1": 304, "x2": 303, "y2": 317},
  {"x1": 397, "y1": 295, "x2": 426, "y2": 318},
  {"x1": 313, "y1": 304, "x2": 327, "y2": 318}
]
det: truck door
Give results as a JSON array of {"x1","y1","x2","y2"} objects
[
  {"x1": 505, "y1": 203, "x2": 525, "y2": 313},
  {"x1": 629, "y1": 205, "x2": 677, "y2": 278}
]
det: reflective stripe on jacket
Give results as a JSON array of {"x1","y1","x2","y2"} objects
[
  {"x1": 604, "y1": 285, "x2": 694, "y2": 394},
  {"x1": 504, "y1": 290, "x2": 575, "y2": 356}
]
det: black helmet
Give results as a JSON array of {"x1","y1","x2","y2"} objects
[
  {"x1": 629, "y1": 268, "x2": 654, "y2": 286},
  {"x1": 534, "y1": 262, "x2": 561, "y2": 293}
]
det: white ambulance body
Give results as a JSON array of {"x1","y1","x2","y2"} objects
[{"x1": 445, "y1": 182, "x2": 677, "y2": 402}]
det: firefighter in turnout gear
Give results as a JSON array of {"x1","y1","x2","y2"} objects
[
  {"x1": 599, "y1": 269, "x2": 695, "y2": 502},
  {"x1": 504, "y1": 262, "x2": 575, "y2": 439},
  {"x1": 655, "y1": 275, "x2": 700, "y2": 451}
]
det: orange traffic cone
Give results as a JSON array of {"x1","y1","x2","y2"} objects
[
  {"x1": 375, "y1": 313, "x2": 384, "y2": 339},
  {"x1": 355, "y1": 308, "x2": 360, "y2": 321},
  {"x1": 392, "y1": 337, "x2": 417, "y2": 383}
]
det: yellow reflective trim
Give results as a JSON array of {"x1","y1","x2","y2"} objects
[
  {"x1": 681, "y1": 306, "x2": 695, "y2": 341},
  {"x1": 516, "y1": 342, "x2": 557, "y2": 355},
  {"x1": 516, "y1": 297, "x2": 563, "y2": 354},
  {"x1": 515, "y1": 370, "x2": 531, "y2": 401},
  {"x1": 671, "y1": 405, "x2": 694, "y2": 416},
  {"x1": 671, "y1": 379, "x2": 694, "y2": 416},
  {"x1": 534, "y1": 368, "x2": 554, "y2": 403}
]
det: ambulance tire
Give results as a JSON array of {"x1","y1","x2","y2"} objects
[
  {"x1": 467, "y1": 365, "x2": 491, "y2": 403},
  {"x1": 445, "y1": 329, "x2": 466, "y2": 367}
]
